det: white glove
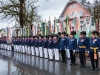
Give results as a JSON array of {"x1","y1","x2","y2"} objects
[
  {"x1": 73, "y1": 50, "x2": 75, "y2": 53},
  {"x1": 88, "y1": 51, "x2": 89, "y2": 53},
  {"x1": 73, "y1": 50, "x2": 75, "y2": 55}
]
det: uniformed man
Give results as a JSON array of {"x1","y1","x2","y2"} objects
[
  {"x1": 68, "y1": 31, "x2": 77, "y2": 65},
  {"x1": 78, "y1": 31, "x2": 88, "y2": 68},
  {"x1": 60, "y1": 32, "x2": 66, "y2": 63},
  {"x1": 89, "y1": 31, "x2": 100, "y2": 71},
  {"x1": 38, "y1": 35, "x2": 43, "y2": 58},
  {"x1": 31, "y1": 36, "x2": 35, "y2": 56},
  {"x1": 65, "y1": 33, "x2": 70, "y2": 59},
  {"x1": 27, "y1": 36, "x2": 31, "y2": 55},
  {"x1": 43, "y1": 36, "x2": 49, "y2": 59},
  {"x1": 53, "y1": 34, "x2": 59, "y2": 61},
  {"x1": 48, "y1": 35, "x2": 54, "y2": 60},
  {"x1": 58, "y1": 32, "x2": 61, "y2": 54},
  {"x1": 34, "y1": 36, "x2": 39, "y2": 56}
]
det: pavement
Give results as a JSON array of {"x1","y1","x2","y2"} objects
[{"x1": 0, "y1": 50, "x2": 100, "y2": 75}]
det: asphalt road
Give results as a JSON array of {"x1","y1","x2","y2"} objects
[{"x1": 0, "y1": 50, "x2": 100, "y2": 75}]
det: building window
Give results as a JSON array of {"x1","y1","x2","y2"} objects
[
  {"x1": 68, "y1": 4, "x2": 78, "y2": 9},
  {"x1": 72, "y1": 12, "x2": 75, "y2": 16},
  {"x1": 79, "y1": 10, "x2": 83, "y2": 14}
]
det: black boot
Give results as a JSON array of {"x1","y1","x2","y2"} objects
[
  {"x1": 82, "y1": 65, "x2": 85, "y2": 68},
  {"x1": 90, "y1": 67, "x2": 95, "y2": 70},
  {"x1": 95, "y1": 67, "x2": 99, "y2": 71}
]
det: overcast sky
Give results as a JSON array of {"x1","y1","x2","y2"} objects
[{"x1": 0, "y1": 0, "x2": 94, "y2": 29}]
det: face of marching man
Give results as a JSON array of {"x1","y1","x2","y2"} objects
[
  {"x1": 91, "y1": 34, "x2": 95, "y2": 38},
  {"x1": 49, "y1": 37, "x2": 52, "y2": 40},
  {"x1": 70, "y1": 34, "x2": 74, "y2": 38},
  {"x1": 61, "y1": 34, "x2": 64, "y2": 38},
  {"x1": 35, "y1": 37, "x2": 38, "y2": 40},
  {"x1": 80, "y1": 34, "x2": 84, "y2": 38},
  {"x1": 39, "y1": 36, "x2": 41, "y2": 39},
  {"x1": 53, "y1": 36, "x2": 57, "y2": 40},
  {"x1": 44, "y1": 37, "x2": 46, "y2": 40}
]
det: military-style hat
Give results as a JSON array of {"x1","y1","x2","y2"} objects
[
  {"x1": 58, "y1": 32, "x2": 61, "y2": 36},
  {"x1": 48, "y1": 35, "x2": 53, "y2": 38},
  {"x1": 80, "y1": 31, "x2": 86, "y2": 35},
  {"x1": 70, "y1": 31, "x2": 76, "y2": 35},
  {"x1": 82, "y1": 31, "x2": 86, "y2": 35},
  {"x1": 53, "y1": 34, "x2": 58, "y2": 37},
  {"x1": 32, "y1": 36, "x2": 35, "y2": 38},
  {"x1": 91, "y1": 30, "x2": 99, "y2": 36},
  {"x1": 61, "y1": 32, "x2": 65, "y2": 35}
]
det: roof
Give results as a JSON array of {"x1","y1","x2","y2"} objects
[{"x1": 59, "y1": 0, "x2": 93, "y2": 18}]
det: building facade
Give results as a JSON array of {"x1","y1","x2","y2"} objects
[{"x1": 59, "y1": 0, "x2": 95, "y2": 35}]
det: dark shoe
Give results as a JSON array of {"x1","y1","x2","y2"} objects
[
  {"x1": 90, "y1": 67, "x2": 95, "y2": 70},
  {"x1": 95, "y1": 68, "x2": 99, "y2": 71},
  {"x1": 61, "y1": 61, "x2": 64, "y2": 63},
  {"x1": 70, "y1": 63, "x2": 73, "y2": 65},
  {"x1": 80, "y1": 65, "x2": 82, "y2": 68},
  {"x1": 64, "y1": 61, "x2": 67, "y2": 63},
  {"x1": 72, "y1": 63, "x2": 75, "y2": 66},
  {"x1": 82, "y1": 65, "x2": 85, "y2": 68}
]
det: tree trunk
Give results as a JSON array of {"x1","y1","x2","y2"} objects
[{"x1": 19, "y1": 0, "x2": 24, "y2": 36}]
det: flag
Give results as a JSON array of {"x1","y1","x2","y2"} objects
[
  {"x1": 54, "y1": 19, "x2": 59, "y2": 34},
  {"x1": 59, "y1": 20, "x2": 62, "y2": 32},
  {"x1": 45, "y1": 22, "x2": 47, "y2": 36},
  {"x1": 88, "y1": 17, "x2": 92, "y2": 37},
  {"x1": 7, "y1": 27, "x2": 11, "y2": 42},
  {"x1": 41, "y1": 22, "x2": 45, "y2": 35},
  {"x1": 66, "y1": 16, "x2": 69, "y2": 33},
  {"x1": 50, "y1": 23, "x2": 52, "y2": 33},
  {"x1": 27, "y1": 25, "x2": 30, "y2": 36},
  {"x1": 33, "y1": 26, "x2": 36, "y2": 36},
  {"x1": 48, "y1": 20, "x2": 51, "y2": 34}
]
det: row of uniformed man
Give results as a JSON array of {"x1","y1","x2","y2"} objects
[{"x1": 0, "y1": 31, "x2": 100, "y2": 71}]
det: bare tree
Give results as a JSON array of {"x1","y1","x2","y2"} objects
[{"x1": 0, "y1": 0, "x2": 42, "y2": 27}]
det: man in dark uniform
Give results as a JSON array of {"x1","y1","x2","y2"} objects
[
  {"x1": 31, "y1": 36, "x2": 35, "y2": 56},
  {"x1": 78, "y1": 31, "x2": 88, "y2": 68},
  {"x1": 34, "y1": 36, "x2": 39, "y2": 56},
  {"x1": 48, "y1": 35, "x2": 54, "y2": 60},
  {"x1": 43, "y1": 36, "x2": 49, "y2": 59},
  {"x1": 68, "y1": 31, "x2": 77, "y2": 65},
  {"x1": 89, "y1": 31, "x2": 100, "y2": 71},
  {"x1": 38, "y1": 35, "x2": 43, "y2": 58},
  {"x1": 60, "y1": 32, "x2": 66, "y2": 63},
  {"x1": 53, "y1": 34, "x2": 59, "y2": 61}
]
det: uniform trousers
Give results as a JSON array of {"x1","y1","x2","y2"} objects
[
  {"x1": 54, "y1": 48, "x2": 59, "y2": 61},
  {"x1": 70, "y1": 50, "x2": 76, "y2": 64},
  {"x1": 61, "y1": 50, "x2": 66, "y2": 62},
  {"x1": 44, "y1": 48, "x2": 48, "y2": 58},
  {"x1": 48, "y1": 49, "x2": 53, "y2": 60},
  {"x1": 31, "y1": 46, "x2": 35, "y2": 55},
  {"x1": 66, "y1": 48, "x2": 70, "y2": 58},
  {"x1": 35, "y1": 47, "x2": 39, "y2": 56},
  {"x1": 39, "y1": 47, "x2": 43, "y2": 57},
  {"x1": 90, "y1": 52, "x2": 98, "y2": 68},
  {"x1": 79, "y1": 51, "x2": 86, "y2": 66}
]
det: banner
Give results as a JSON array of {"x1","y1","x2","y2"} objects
[
  {"x1": 7, "y1": 27, "x2": 11, "y2": 42},
  {"x1": 66, "y1": 16, "x2": 69, "y2": 33}
]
